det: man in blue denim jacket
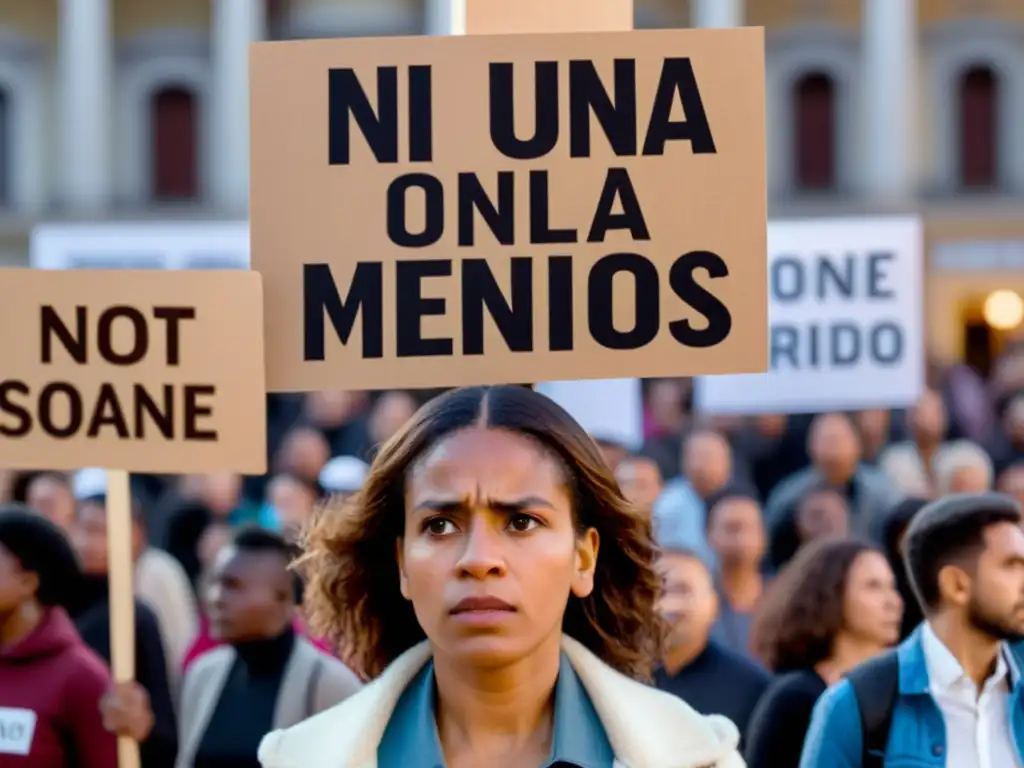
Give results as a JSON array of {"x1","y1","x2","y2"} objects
[{"x1": 800, "y1": 493, "x2": 1024, "y2": 767}]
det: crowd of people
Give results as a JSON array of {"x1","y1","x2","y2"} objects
[{"x1": 2, "y1": 347, "x2": 1024, "y2": 766}]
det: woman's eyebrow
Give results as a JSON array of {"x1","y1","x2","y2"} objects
[{"x1": 411, "y1": 496, "x2": 555, "y2": 515}]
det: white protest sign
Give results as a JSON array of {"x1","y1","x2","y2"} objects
[
  {"x1": 0, "y1": 707, "x2": 37, "y2": 756},
  {"x1": 535, "y1": 378, "x2": 643, "y2": 450},
  {"x1": 694, "y1": 216, "x2": 923, "y2": 414}
]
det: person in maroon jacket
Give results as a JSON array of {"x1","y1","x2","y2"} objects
[{"x1": 0, "y1": 503, "x2": 117, "y2": 767}]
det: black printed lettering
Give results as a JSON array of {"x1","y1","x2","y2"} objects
[
  {"x1": 184, "y1": 385, "x2": 217, "y2": 440},
  {"x1": 668, "y1": 251, "x2": 732, "y2": 347},
  {"x1": 396, "y1": 260, "x2": 453, "y2": 357},
  {"x1": 303, "y1": 263, "x2": 384, "y2": 361},
  {"x1": 387, "y1": 173, "x2": 444, "y2": 247},
  {"x1": 588, "y1": 253, "x2": 659, "y2": 350},
  {"x1": 462, "y1": 258, "x2": 533, "y2": 354},
  {"x1": 489, "y1": 62, "x2": 559, "y2": 160}
]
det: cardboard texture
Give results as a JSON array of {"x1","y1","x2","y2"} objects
[
  {"x1": 251, "y1": 27, "x2": 768, "y2": 392},
  {"x1": 465, "y1": 0, "x2": 633, "y2": 34},
  {"x1": 0, "y1": 269, "x2": 267, "y2": 473}
]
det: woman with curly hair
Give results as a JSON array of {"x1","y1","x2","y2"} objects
[
  {"x1": 743, "y1": 537, "x2": 903, "y2": 768},
  {"x1": 259, "y1": 385, "x2": 744, "y2": 768}
]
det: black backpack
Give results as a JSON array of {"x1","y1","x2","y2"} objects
[{"x1": 846, "y1": 650, "x2": 899, "y2": 768}]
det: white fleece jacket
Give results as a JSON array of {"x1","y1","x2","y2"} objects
[{"x1": 258, "y1": 635, "x2": 745, "y2": 768}]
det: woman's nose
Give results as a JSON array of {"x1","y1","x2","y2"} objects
[{"x1": 456, "y1": 522, "x2": 507, "y2": 578}]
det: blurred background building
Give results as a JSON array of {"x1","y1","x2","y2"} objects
[{"x1": 0, "y1": 0, "x2": 1021, "y2": 371}]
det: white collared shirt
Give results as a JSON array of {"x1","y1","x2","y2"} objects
[{"x1": 921, "y1": 622, "x2": 1023, "y2": 768}]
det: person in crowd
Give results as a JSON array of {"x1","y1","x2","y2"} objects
[
  {"x1": 990, "y1": 391, "x2": 1024, "y2": 474},
  {"x1": 302, "y1": 389, "x2": 373, "y2": 459},
  {"x1": 69, "y1": 495, "x2": 178, "y2": 767},
  {"x1": 768, "y1": 482, "x2": 852, "y2": 571},
  {"x1": 259, "y1": 385, "x2": 744, "y2": 768},
  {"x1": 274, "y1": 426, "x2": 331, "y2": 486},
  {"x1": 317, "y1": 455, "x2": 368, "y2": 499},
  {"x1": 801, "y1": 493, "x2": 1024, "y2": 766},
  {"x1": 745, "y1": 537, "x2": 902, "y2": 768},
  {"x1": 766, "y1": 412, "x2": 903, "y2": 544},
  {"x1": 0, "y1": 504, "x2": 118, "y2": 766},
  {"x1": 932, "y1": 439, "x2": 994, "y2": 494},
  {"x1": 880, "y1": 497, "x2": 928, "y2": 640},
  {"x1": 180, "y1": 524, "x2": 329, "y2": 673},
  {"x1": 997, "y1": 461, "x2": 1024, "y2": 509},
  {"x1": 177, "y1": 527, "x2": 360, "y2": 767},
  {"x1": 262, "y1": 472, "x2": 319, "y2": 542},
  {"x1": 24, "y1": 472, "x2": 76, "y2": 532},
  {"x1": 163, "y1": 499, "x2": 226, "y2": 597},
  {"x1": 613, "y1": 454, "x2": 663, "y2": 521},
  {"x1": 735, "y1": 413, "x2": 805, "y2": 502},
  {"x1": 877, "y1": 388, "x2": 947, "y2": 496},
  {"x1": 655, "y1": 547, "x2": 770, "y2": 746},
  {"x1": 653, "y1": 429, "x2": 737, "y2": 565},
  {"x1": 183, "y1": 472, "x2": 263, "y2": 528},
  {"x1": 368, "y1": 390, "x2": 419, "y2": 451},
  {"x1": 640, "y1": 378, "x2": 689, "y2": 480},
  {"x1": 73, "y1": 469, "x2": 199, "y2": 695},
  {"x1": 794, "y1": 484, "x2": 850, "y2": 544},
  {"x1": 854, "y1": 409, "x2": 893, "y2": 465},
  {"x1": 684, "y1": 429, "x2": 734, "y2": 502},
  {"x1": 704, "y1": 487, "x2": 766, "y2": 657}
]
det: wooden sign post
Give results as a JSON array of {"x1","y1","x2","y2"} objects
[
  {"x1": 0, "y1": 269, "x2": 267, "y2": 768},
  {"x1": 250, "y1": 3, "x2": 767, "y2": 394}
]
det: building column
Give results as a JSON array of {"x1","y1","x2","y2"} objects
[
  {"x1": 691, "y1": 0, "x2": 744, "y2": 28},
  {"x1": 860, "y1": 0, "x2": 918, "y2": 202},
  {"x1": 426, "y1": 0, "x2": 465, "y2": 35},
  {"x1": 211, "y1": 0, "x2": 265, "y2": 213},
  {"x1": 58, "y1": 0, "x2": 112, "y2": 211}
]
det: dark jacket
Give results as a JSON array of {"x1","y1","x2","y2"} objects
[
  {"x1": 0, "y1": 606, "x2": 117, "y2": 767},
  {"x1": 69, "y1": 576, "x2": 177, "y2": 768}
]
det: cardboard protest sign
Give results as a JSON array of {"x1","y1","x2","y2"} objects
[
  {"x1": 251, "y1": 27, "x2": 768, "y2": 391},
  {"x1": 694, "y1": 216, "x2": 924, "y2": 414},
  {"x1": 0, "y1": 269, "x2": 267, "y2": 473}
]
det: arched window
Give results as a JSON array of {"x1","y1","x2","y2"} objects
[
  {"x1": 0, "y1": 87, "x2": 11, "y2": 207},
  {"x1": 151, "y1": 86, "x2": 198, "y2": 200},
  {"x1": 958, "y1": 64, "x2": 999, "y2": 189},
  {"x1": 793, "y1": 71, "x2": 836, "y2": 191}
]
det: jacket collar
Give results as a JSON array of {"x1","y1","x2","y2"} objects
[
  {"x1": 898, "y1": 624, "x2": 1022, "y2": 696},
  {"x1": 258, "y1": 636, "x2": 740, "y2": 768}
]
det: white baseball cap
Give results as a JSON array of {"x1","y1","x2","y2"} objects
[
  {"x1": 72, "y1": 468, "x2": 108, "y2": 501},
  {"x1": 318, "y1": 456, "x2": 369, "y2": 495}
]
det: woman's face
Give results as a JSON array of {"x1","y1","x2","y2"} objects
[
  {"x1": 398, "y1": 427, "x2": 599, "y2": 668},
  {"x1": 842, "y1": 551, "x2": 903, "y2": 649}
]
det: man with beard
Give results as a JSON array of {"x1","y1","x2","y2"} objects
[
  {"x1": 653, "y1": 548, "x2": 770, "y2": 747},
  {"x1": 801, "y1": 493, "x2": 1024, "y2": 767}
]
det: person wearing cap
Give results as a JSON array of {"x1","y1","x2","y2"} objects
[
  {"x1": 318, "y1": 455, "x2": 368, "y2": 498},
  {"x1": 69, "y1": 480, "x2": 178, "y2": 768},
  {"x1": 72, "y1": 468, "x2": 198, "y2": 699}
]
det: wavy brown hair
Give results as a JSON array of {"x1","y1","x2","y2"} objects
[
  {"x1": 297, "y1": 385, "x2": 662, "y2": 681},
  {"x1": 750, "y1": 536, "x2": 877, "y2": 672}
]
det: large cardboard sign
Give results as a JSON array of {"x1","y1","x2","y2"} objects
[
  {"x1": 250, "y1": 28, "x2": 768, "y2": 391},
  {"x1": 694, "y1": 217, "x2": 924, "y2": 414},
  {"x1": 0, "y1": 270, "x2": 267, "y2": 473}
]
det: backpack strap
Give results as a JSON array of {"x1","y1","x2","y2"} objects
[{"x1": 847, "y1": 650, "x2": 899, "y2": 768}]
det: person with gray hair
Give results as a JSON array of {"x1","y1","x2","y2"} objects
[
  {"x1": 931, "y1": 440, "x2": 994, "y2": 495},
  {"x1": 800, "y1": 492, "x2": 1024, "y2": 767}
]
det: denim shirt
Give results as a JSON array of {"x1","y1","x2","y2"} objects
[
  {"x1": 377, "y1": 652, "x2": 615, "y2": 768},
  {"x1": 800, "y1": 626, "x2": 1024, "y2": 767}
]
